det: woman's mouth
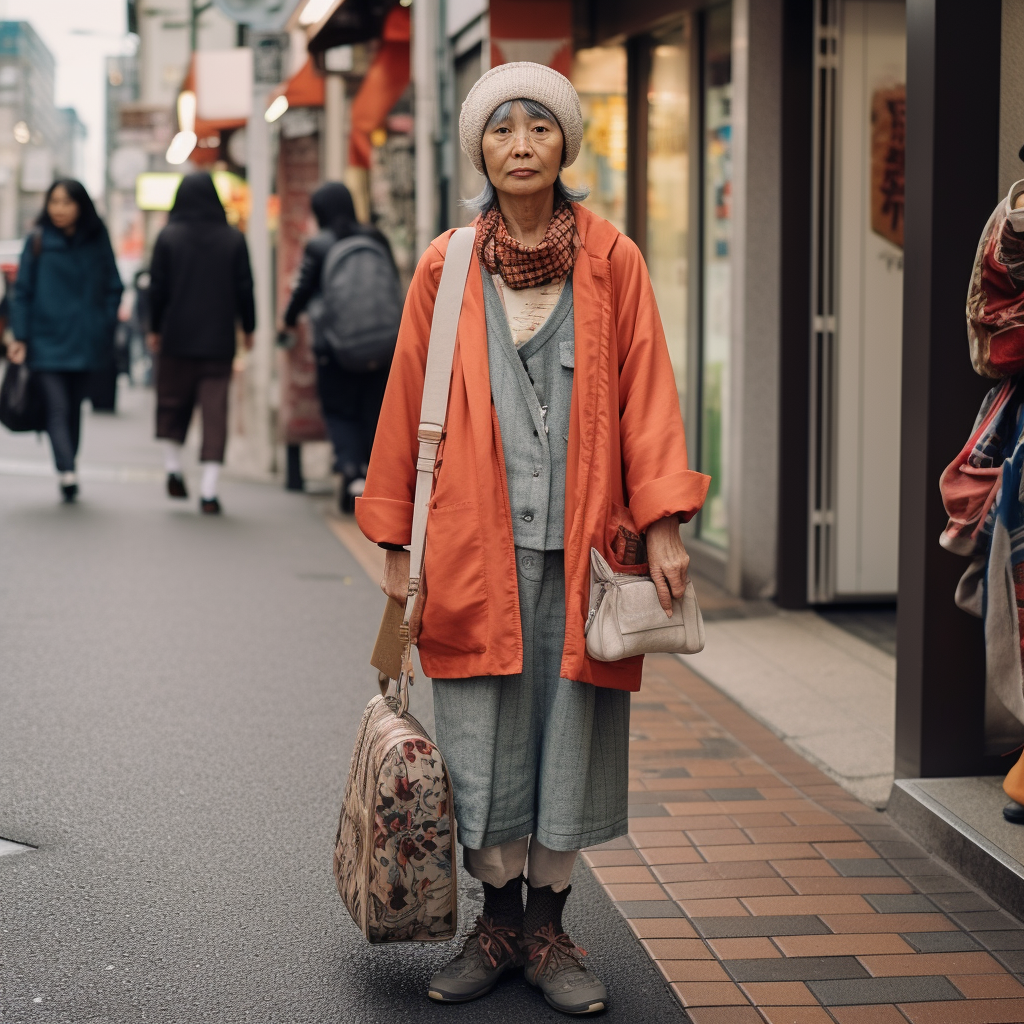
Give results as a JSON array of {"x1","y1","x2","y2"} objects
[{"x1": 509, "y1": 168, "x2": 537, "y2": 178}]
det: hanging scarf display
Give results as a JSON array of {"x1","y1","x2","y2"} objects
[
  {"x1": 943, "y1": 180, "x2": 1024, "y2": 752},
  {"x1": 475, "y1": 202, "x2": 578, "y2": 290}
]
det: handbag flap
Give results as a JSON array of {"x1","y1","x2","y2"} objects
[{"x1": 615, "y1": 578, "x2": 686, "y2": 634}]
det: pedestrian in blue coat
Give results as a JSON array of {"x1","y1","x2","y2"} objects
[{"x1": 7, "y1": 180, "x2": 123, "y2": 502}]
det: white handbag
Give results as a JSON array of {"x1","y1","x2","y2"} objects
[{"x1": 584, "y1": 547, "x2": 706, "y2": 661}]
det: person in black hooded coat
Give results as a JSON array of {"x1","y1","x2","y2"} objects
[
  {"x1": 282, "y1": 181, "x2": 393, "y2": 513},
  {"x1": 147, "y1": 172, "x2": 255, "y2": 515}
]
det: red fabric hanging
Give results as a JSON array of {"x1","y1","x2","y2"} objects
[{"x1": 347, "y1": 5, "x2": 411, "y2": 169}]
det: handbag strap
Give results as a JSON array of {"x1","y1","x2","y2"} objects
[{"x1": 394, "y1": 226, "x2": 476, "y2": 715}]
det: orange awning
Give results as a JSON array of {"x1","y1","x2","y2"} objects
[
  {"x1": 267, "y1": 57, "x2": 325, "y2": 111},
  {"x1": 348, "y1": 5, "x2": 410, "y2": 169}
]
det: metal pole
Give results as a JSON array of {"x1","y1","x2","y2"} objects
[
  {"x1": 413, "y1": 0, "x2": 438, "y2": 255},
  {"x1": 246, "y1": 82, "x2": 274, "y2": 475}
]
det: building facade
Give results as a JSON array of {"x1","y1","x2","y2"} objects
[{"x1": 0, "y1": 22, "x2": 86, "y2": 239}]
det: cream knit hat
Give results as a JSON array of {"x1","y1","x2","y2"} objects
[{"x1": 459, "y1": 62, "x2": 583, "y2": 176}]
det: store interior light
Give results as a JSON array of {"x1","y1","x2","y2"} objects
[
  {"x1": 265, "y1": 95, "x2": 289, "y2": 123},
  {"x1": 298, "y1": 0, "x2": 336, "y2": 26},
  {"x1": 12, "y1": 121, "x2": 29, "y2": 144},
  {"x1": 166, "y1": 131, "x2": 197, "y2": 165},
  {"x1": 177, "y1": 90, "x2": 196, "y2": 133}
]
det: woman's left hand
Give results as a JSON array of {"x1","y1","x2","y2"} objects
[{"x1": 646, "y1": 515, "x2": 690, "y2": 615}]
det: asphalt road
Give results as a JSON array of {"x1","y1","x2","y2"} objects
[{"x1": 0, "y1": 389, "x2": 688, "y2": 1023}]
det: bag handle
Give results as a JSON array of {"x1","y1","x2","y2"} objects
[{"x1": 392, "y1": 226, "x2": 476, "y2": 715}]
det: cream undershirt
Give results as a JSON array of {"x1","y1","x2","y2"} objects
[{"x1": 492, "y1": 275, "x2": 567, "y2": 347}]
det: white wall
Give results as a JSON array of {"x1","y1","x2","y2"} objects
[
  {"x1": 832, "y1": 0, "x2": 905, "y2": 597},
  {"x1": 1001, "y1": 0, "x2": 1024, "y2": 202}
]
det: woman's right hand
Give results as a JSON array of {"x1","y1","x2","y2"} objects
[
  {"x1": 382, "y1": 548, "x2": 410, "y2": 603},
  {"x1": 381, "y1": 548, "x2": 426, "y2": 643},
  {"x1": 5, "y1": 340, "x2": 25, "y2": 364}
]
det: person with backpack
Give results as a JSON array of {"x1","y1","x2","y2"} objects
[
  {"x1": 282, "y1": 182, "x2": 399, "y2": 513},
  {"x1": 358, "y1": 64, "x2": 708, "y2": 1013},
  {"x1": 6, "y1": 179, "x2": 123, "y2": 502},
  {"x1": 147, "y1": 172, "x2": 255, "y2": 515}
]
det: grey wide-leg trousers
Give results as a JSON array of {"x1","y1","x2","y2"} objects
[{"x1": 433, "y1": 548, "x2": 630, "y2": 887}]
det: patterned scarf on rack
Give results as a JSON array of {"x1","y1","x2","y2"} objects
[{"x1": 475, "y1": 202, "x2": 578, "y2": 290}]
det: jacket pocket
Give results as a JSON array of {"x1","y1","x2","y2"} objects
[
  {"x1": 421, "y1": 500, "x2": 489, "y2": 654},
  {"x1": 605, "y1": 502, "x2": 649, "y2": 573}
]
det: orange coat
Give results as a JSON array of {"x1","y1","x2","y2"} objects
[{"x1": 356, "y1": 204, "x2": 710, "y2": 691}]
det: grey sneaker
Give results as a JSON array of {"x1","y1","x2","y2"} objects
[
  {"x1": 427, "y1": 915, "x2": 524, "y2": 1004},
  {"x1": 523, "y1": 924, "x2": 608, "y2": 1015}
]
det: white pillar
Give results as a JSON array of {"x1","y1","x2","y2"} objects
[
  {"x1": 245, "y1": 82, "x2": 274, "y2": 476},
  {"x1": 324, "y1": 72, "x2": 346, "y2": 181},
  {"x1": 413, "y1": 0, "x2": 438, "y2": 255}
]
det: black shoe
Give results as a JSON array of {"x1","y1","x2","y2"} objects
[
  {"x1": 427, "y1": 915, "x2": 524, "y2": 1003},
  {"x1": 166, "y1": 472, "x2": 188, "y2": 499},
  {"x1": 1004, "y1": 801, "x2": 1024, "y2": 824},
  {"x1": 61, "y1": 483, "x2": 78, "y2": 503},
  {"x1": 522, "y1": 885, "x2": 607, "y2": 1015},
  {"x1": 200, "y1": 497, "x2": 221, "y2": 515},
  {"x1": 338, "y1": 476, "x2": 355, "y2": 515}
]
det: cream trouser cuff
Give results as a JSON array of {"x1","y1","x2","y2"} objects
[{"x1": 464, "y1": 836, "x2": 578, "y2": 893}]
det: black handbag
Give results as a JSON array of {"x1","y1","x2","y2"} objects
[{"x1": 0, "y1": 361, "x2": 47, "y2": 432}]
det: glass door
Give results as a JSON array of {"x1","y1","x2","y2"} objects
[
  {"x1": 697, "y1": 3, "x2": 733, "y2": 549},
  {"x1": 645, "y1": 20, "x2": 692, "y2": 411}
]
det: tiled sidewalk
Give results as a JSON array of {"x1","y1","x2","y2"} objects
[{"x1": 585, "y1": 655, "x2": 1024, "y2": 1024}]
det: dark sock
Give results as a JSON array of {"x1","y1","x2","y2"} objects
[
  {"x1": 523, "y1": 882, "x2": 571, "y2": 937},
  {"x1": 482, "y1": 875, "x2": 525, "y2": 929}
]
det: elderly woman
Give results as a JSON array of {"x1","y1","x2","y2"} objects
[{"x1": 356, "y1": 63, "x2": 708, "y2": 1014}]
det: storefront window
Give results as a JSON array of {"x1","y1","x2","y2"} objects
[
  {"x1": 698, "y1": 4, "x2": 732, "y2": 549},
  {"x1": 646, "y1": 21, "x2": 691, "y2": 410},
  {"x1": 565, "y1": 46, "x2": 627, "y2": 231}
]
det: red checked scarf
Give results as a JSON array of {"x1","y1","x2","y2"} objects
[{"x1": 475, "y1": 202, "x2": 578, "y2": 290}]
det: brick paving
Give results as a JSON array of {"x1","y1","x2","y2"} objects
[{"x1": 585, "y1": 655, "x2": 1024, "y2": 1024}]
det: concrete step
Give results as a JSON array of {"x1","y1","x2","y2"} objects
[{"x1": 888, "y1": 776, "x2": 1024, "y2": 920}]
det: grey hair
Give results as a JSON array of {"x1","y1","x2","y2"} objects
[{"x1": 461, "y1": 98, "x2": 590, "y2": 215}]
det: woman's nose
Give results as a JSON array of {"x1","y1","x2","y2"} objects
[{"x1": 511, "y1": 131, "x2": 533, "y2": 156}]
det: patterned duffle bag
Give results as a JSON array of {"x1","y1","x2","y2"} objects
[
  {"x1": 333, "y1": 226, "x2": 476, "y2": 944},
  {"x1": 333, "y1": 674, "x2": 457, "y2": 943}
]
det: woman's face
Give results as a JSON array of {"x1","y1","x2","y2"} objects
[
  {"x1": 481, "y1": 101, "x2": 563, "y2": 202},
  {"x1": 47, "y1": 186, "x2": 79, "y2": 232}
]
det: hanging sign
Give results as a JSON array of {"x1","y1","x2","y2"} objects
[
  {"x1": 870, "y1": 84, "x2": 906, "y2": 250},
  {"x1": 212, "y1": 0, "x2": 297, "y2": 29}
]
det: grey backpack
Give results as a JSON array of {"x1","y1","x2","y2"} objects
[{"x1": 310, "y1": 234, "x2": 402, "y2": 372}]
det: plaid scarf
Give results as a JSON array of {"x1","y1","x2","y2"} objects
[{"x1": 476, "y1": 202, "x2": 578, "y2": 290}]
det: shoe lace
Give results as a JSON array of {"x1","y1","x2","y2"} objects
[
  {"x1": 525, "y1": 922, "x2": 588, "y2": 977},
  {"x1": 468, "y1": 915, "x2": 520, "y2": 969}
]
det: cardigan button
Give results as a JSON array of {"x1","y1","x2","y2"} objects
[{"x1": 522, "y1": 513, "x2": 533, "y2": 522}]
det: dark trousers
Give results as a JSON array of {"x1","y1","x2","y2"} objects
[
  {"x1": 317, "y1": 357, "x2": 388, "y2": 478},
  {"x1": 155, "y1": 355, "x2": 232, "y2": 463},
  {"x1": 36, "y1": 371, "x2": 89, "y2": 473}
]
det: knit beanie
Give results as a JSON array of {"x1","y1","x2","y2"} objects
[{"x1": 459, "y1": 62, "x2": 583, "y2": 176}]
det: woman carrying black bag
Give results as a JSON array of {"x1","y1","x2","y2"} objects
[
  {"x1": 7, "y1": 179, "x2": 123, "y2": 503},
  {"x1": 281, "y1": 182, "x2": 394, "y2": 513}
]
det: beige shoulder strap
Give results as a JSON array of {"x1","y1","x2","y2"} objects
[{"x1": 394, "y1": 226, "x2": 475, "y2": 713}]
